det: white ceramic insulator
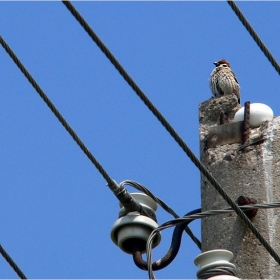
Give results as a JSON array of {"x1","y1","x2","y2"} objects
[
  {"x1": 110, "y1": 193, "x2": 161, "y2": 254},
  {"x1": 233, "y1": 103, "x2": 273, "y2": 128},
  {"x1": 194, "y1": 249, "x2": 240, "y2": 279},
  {"x1": 207, "y1": 276, "x2": 240, "y2": 280}
]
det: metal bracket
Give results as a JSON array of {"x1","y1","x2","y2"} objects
[
  {"x1": 207, "y1": 101, "x2": 252, "y2": 148},
  {"x1": 242, "y1": 101, "x2": 251, "y2": 144},
  {"x1": 207, "y1": 121, "x2": 243, "y2": 148}
]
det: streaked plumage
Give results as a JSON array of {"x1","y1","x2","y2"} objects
[{"x1": 210, "y1": 59, "x2": 240, "y2": 103}]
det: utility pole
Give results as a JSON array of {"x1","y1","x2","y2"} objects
[{"x1": 199, "y1": 94, "x2": 280, "y2": 278}]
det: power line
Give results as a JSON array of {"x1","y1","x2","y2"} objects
[
  {"x1": 0, "y1": 35, "x2": 117, "y2": 192},
  {"x1": 227, "y1": 0, "x2": 280, "y2": 76},
  {"x1": 151, "y1": 201, "x2": 280, "y2": 231},
  {"x1": 61, "y1": 1, "x2": 280, "y2": 266},
  {"x1": 0, "y1": 244, "x2": 27, "y2": 279}
]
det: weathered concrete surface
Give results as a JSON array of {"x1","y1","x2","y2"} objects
[{"x1": 200, "y1": 94, "x2": 280, "y2": 279}]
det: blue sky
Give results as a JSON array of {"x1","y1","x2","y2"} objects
[{"x1": 1, "y1": 1, "x2": 280, "y2": 279}]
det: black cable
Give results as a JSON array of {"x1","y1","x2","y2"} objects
[
  {"x1": 1, "y1": 34, "x2": 157, "y2": 219},
  {"x1": 227, "y1": 0, "x2": 280, "y2": 76},
  {"x1": 0, "y1": 35, "x2": 115, "y2": 188},
  {"x1": 132, "y1": 209, "x2": 201, "y2": 271},
  {"x1": 61, "y1": 1, "x2": 280, "y2": 265},
  {"x1": 0, "y1": 244, "x2": 27, "y2": 279}
]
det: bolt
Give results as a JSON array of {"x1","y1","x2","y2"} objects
[
  {"x1": 237, "y1": 195, "x2": 258, "y2": 219},
  {"x1": 211, "y1": 134, "x2": 218, "y2": 142}
]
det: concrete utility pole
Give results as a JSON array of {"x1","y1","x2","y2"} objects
[{"x1": 199, "y1": 94, "x2": 280, "y2": 279}]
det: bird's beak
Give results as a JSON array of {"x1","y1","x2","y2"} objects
[{"x1": 213, "y1": 62, "x2": 219, "y2": 66}]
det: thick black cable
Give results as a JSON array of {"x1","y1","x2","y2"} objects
[
  {"x1": 0, "y1": 36, "x2": 116, "y2": 190},
  {"x1": 1, "y1": 35, "x2": 156, "y2": 222},
  {"x1": 62, "y1": 1, "x2": 280, "y2": 265},
  {"x1": 133, "y1": 208, "x2": 201, "y2": 271},
  {"x1": 0, "y1": 244, "x2": 27, "y2": 279},
  {"x1": 227, "y1": 0, "x2": 280, "y2": 76}
]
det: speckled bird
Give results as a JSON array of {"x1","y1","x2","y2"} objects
[{"x1": 210, "y1": 59, "x2": 240, "y2": 103}]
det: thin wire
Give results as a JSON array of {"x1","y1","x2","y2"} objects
[
  {"x1": 0, "y1": 35, "x2": 117, "y2": 191},
  {"x1": 227, "y1": 0, "x2": 280, "y2": 76},
  {"x1": 119, "y1": 180, "x2": 201, "y2": 249},
  {"x1": 148, "y1": 201, "x2": 280, "y2": 238},
  {"x1": 0, "y1": 244, "x2": 27, "y2": 279},
  {"x1": 62, "y1": 1, "x2": 280, "y2": 266},
  {"x1": 146, "y1": 202, "x2": 280, "y2": 279}
]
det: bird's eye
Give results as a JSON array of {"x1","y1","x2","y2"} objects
[{"x1": 222, "y1": 64, "x2": 228, "y2": 67}]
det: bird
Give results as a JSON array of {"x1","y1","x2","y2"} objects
[{"x1": 209, "y1": 59, "x2": 240, "y2": 103}]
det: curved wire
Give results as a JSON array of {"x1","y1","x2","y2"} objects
[
  {"x1": 0, "y1": 244, "x2": 27, "y2": 279},
  {"x1": 61, "y1": 1, "x2": 280, "y2": 266},
  {"x1": 119, "y1": 180, "x2": 201, "y2": 249},
  {"x1": 227, "y1": 0, "x2": 280, "y2": 76},
  {"x1": 146, "y1": 202, "x2": 280, "y2": 279},
  {"x1": 132, "y1": 208, "x2": 201, "y2": 272}
]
